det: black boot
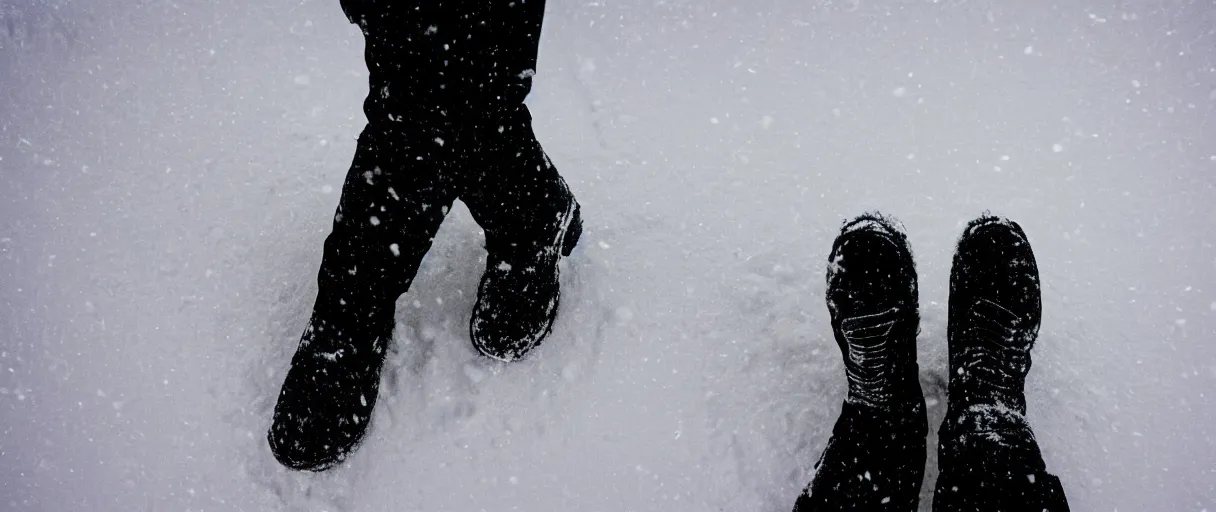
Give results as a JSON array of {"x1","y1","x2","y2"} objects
[
  {"x1": 267, "y1": 125, "x2": 455, "y2": 471},
  {"x1": 944, "y1": 215, "x2": 1041, "y2": 415},
  {"x1": 825, "y1": 214, "x2": 923, "y2": 411},
  {"x1": 469, "y1": 198, "x2": 582, "y2": 361},
  {"x1": 461, "y1": 99, "x2": 583, "y2": 362},
  {"x1": 267, "y1": 295, "x2": 394, "y2": 471},
  {"x1": 795, "y1": 213, "x2": 927, "y2": 511},
  {"x1": 934, "y1": 215, "x2": 1069, "y2": 511}
]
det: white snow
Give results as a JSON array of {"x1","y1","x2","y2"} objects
[{"x1": 1, "y1": 0, "x2": 1214, "y2": 511}]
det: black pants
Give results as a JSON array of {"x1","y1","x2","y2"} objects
[
  {"x1": 317, "y1": 0, "x2": 575, "y2": 304},
  {"x1": 342, "y1": 0, "x2": 549, "y2": 123},
  {"x1": 794, "y1": 400, "x2": 1070, "y2": 511}
]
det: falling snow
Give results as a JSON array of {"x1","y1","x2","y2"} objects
[{"x1": 0, "y1": 2, "x2": 1210, "y2": 512}]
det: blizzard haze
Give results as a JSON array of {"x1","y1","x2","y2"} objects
[{"x1": 1, "y1": 0, "x2": 1214, "y2": 510}]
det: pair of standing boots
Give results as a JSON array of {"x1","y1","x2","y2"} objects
[
  {"x1": 267, "y1": 0, "x2": 581, "y2": 470},
  {"x1": 795, "y1": 214, "x2": 1069, "y2": 511}
]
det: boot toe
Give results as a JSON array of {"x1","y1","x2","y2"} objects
[
  {"x1": 951, "y1": 215, "x2": 1040, "y2": 326},
  {"x1": 827, "y1": 213, "x2": 918, "y2": 318},
  {"x1": 268, "y1": 375, "x2": 375, "y2": 471},
  {"x1": 267, "y1": 310, "x2": 388, "y2": 471},
  {"x1": 470, "y1": 284, "x2": 558, "y2": 361},
  {"x1": 268, "y1": 415, "x2": 349, "y2": 471}
]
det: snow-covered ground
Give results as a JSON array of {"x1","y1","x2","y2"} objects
[{"x1": 2, "y1": 0, "x2": 1214, "y2": 510}]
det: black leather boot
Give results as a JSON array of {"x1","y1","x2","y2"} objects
[{"x1": 795, "y1": 213, "x2": 927, "y2": 511}]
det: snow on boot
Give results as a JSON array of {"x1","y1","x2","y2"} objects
[
  {"x1": 826, "y1": 213, "x2": 924, "y2": 411},
  {"x1": 933, "y1": 215, "x2": 1070, "y2": 510},
  {"x1": 267, "y1": 295, "x2": 394, "y2": 471},
  {"x1": 469, "y1": 201, "x2": 581, "y2": 361},
  {"x1": 795, "y1": 213, "x2": 927, "y2": 511},
  {"x1": 944, "y1": 215, "x2": 1041, "y2": 421}
]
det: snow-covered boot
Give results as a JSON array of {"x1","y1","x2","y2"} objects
[
  {"x1": 825, "y1": 214, "x2": 924, "y2": 412},
  {"x1": 934, "y1": 215, "x2": 1069, "y2": 510},
  {"x1": 469, "y1": 199, "x2": 581, "y2": 361},
  {"x1": 267, "y1": 295, "x2": 394, "y2": 471},
  {"x1": 943, "y1": 215, "x2": 1040, "y2": 418},
  {"x1": 795, "y1": 213, "x2": 926, "y2": 511},
  {"x1": 267, "y1": 125, "x2": 453, "y2": 471}
]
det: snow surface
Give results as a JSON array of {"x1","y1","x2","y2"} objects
[{"x1": 2, "y1": 0, "x2": 1214, "y2": 510}]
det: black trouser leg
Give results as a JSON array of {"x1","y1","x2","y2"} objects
[
  {"x1": 269, "y1": 125, "x2": 460, "y2": 470},
  {"x1": 461, "y1": 106, "x2": 576, "y2": 253},
  {"x1": 794, "y1": 401, "x2": 927, "y2": 511},
  {"x1": 350, "y1": 0, "x2": 552, "y2": 127},
  {"x1": 933, "y1": 406, "x2": 1069, "y2": 511},
  {"x1": 480, "y1": 0, "x2": 547, "y2": 108},
  {"x1": 347, "y1": 0, "x2": 574, "y2": 252},
  {"x1": 317, "y1": 125, "x2": 458, "y2": 307},
  {"x1": 459, "y1": 0, "x2": 575, "y2": 250}
]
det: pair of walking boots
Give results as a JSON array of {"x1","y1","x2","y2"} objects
[
  {"x1": 267, "y1": 0, "x2": 580, "y2": 472},
  {"x1": 795, "y1": 214, "x2": 1069, "y2": 511},
  {"x1": 266, "y1": 116, "x2": 582, "y2": 471}
]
